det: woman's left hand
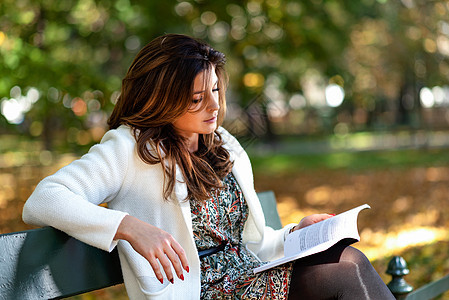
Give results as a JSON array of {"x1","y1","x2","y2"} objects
[{"x1": 290, "y1": 213, "x2": 335, "y2": 233}]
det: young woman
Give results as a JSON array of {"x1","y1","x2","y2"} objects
[{"x1": 23, "y1": 34, "x2": 394, "y2": 299}]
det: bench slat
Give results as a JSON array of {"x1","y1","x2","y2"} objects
[
  {"x1": 404, "y1": 273, "x2": 449, "y2": 300},
  {"x1": 258, "y1": 190, "x2": 283, "y2": 230}
]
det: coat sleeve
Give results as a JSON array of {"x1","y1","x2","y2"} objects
[
  {"x1": 22, "y1": 128, "x2": 132, "y2": 252},
  {"x1": 249, "y1": 224, "x2": 297, "y2": 261}
]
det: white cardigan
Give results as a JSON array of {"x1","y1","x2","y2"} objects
[{"x1": 23, "y1": 125, "x2": 292, "y2": 299}]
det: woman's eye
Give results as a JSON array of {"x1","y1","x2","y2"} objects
[
  {"x1": 192, "y1": 98, "x2": 203, "y2": 104},
  {"x1": 212, "y1": 88, "x2": 220, "y2": 92}
]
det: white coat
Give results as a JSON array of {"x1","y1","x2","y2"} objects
[{"x1": 23, "y1": 125, "x2": 292, "y2": 299}]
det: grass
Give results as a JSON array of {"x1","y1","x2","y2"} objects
[{"x1": 248, "y1": 148, "x2": 449, "y2": 174}]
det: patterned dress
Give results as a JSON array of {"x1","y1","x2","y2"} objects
[{"x1": 190, "y1": 172, "x2": 293, "y2": 300}]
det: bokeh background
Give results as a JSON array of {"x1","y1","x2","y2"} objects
[{"x1": 2, "y1": 0, "x2": 449, "y2": 298}]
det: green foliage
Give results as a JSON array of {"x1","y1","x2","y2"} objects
[{"x1": 1, "y1": 0, "x2": 449, "y2": 150}]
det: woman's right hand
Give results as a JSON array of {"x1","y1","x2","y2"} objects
[{"x1": 114, "y1": 215, "x2": 189, "y2": 284}]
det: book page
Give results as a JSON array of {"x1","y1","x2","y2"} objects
[
  {"x1": 284, "y1": 204, "x2": 369, "y2": 256},
  {"x1": 254, "y1": 204, "x2": 370, "y2": 273}
]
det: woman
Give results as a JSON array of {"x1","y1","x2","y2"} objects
[{"x1": 23, "y1": 34, "x2": 394, "y2": 299}]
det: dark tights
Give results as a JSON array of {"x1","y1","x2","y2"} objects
[{"x1": 288, "y1": 242, "x2": 395, "y2": 300}]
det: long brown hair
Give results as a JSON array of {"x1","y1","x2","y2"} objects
[{"x1": 108, "y1": 34, "x2": 233, "y2": 201}]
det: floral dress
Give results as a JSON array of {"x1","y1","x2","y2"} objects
[{"x1": 190, "y1": 172, "x2": 293, "y2": 300}]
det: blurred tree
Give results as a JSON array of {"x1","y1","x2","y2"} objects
[
  {"x1": 177, "y1": 0, "x2": 389, "y2": 136},
  {"x1": 1, "y1": 0, "x2": 449, "y2": 151},
  {"x1": 341, "y1": 0, "x2": 449, "y2": 130},
  {"x1": 0, "y1": 0, "x2": 192, "y2": 151}
]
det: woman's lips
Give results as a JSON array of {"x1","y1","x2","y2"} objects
[{"x1": 204, "y1": 116, "x2": 217, "y2": 123}]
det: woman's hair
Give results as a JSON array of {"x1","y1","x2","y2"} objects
[{"x1": 108, "y1": 34, "x2": 233, "y2": 201}]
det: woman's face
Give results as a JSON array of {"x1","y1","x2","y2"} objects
[{"x1": 172, "y1": 66, "x2": 220, "y2": 151}]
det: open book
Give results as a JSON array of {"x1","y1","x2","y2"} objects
[{"x1": 254, "y1": 204, "x2": 370, "y2": 273}]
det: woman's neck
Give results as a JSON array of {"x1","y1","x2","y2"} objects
[{"x1": 184, "y1": 133, "x2": 199, "y2": 152}]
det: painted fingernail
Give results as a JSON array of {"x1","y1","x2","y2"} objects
[
  {"x1": 159, "y1": 278, "x2": 164, "y2": 284},
  {"x1": 329, "y1": 213, "x2": 336, "y2": 216},
  {"x1": 180, "y1": 274, "x2": 184, "y2": 281},
  {"x1": 169, "y1": 278, "x2": 174, "y2": 284},
  {"x1": 186, "y1": 266, "x2": 190, "y2": 273}
]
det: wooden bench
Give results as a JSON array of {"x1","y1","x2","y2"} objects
[
  {"x1": 2, "y1": 191, "x2": 448, "y2": 299},
  {"x1": 0, "y1": 191, "x2": 282, "y2": 299}
]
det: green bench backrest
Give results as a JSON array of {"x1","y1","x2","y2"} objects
[
  {"x1": 0, "y1": 191, "x2": 282, "y2": 299},
  {"x1": 0, "y1": 226, "x2": 123, "y2": 299}
]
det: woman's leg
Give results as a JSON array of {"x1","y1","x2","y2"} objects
[{"x1": 288, "y1": 242, "x2": 395, "y2": 300}]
